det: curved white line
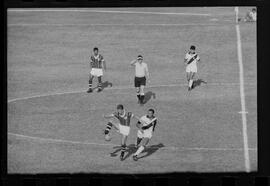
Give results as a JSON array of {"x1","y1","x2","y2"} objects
[
  {"x1": 8, "y1": 132, "x2": 257, "y2": 152},
  {"x1": 7, "y1": 82, "x2": 256, "y2": 103}
]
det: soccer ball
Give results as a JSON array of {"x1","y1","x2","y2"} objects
[{"x1": 105, "y1": 134, "x2": 111, "y2": 141}]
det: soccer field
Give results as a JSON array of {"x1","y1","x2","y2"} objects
[{"x1": 7, "y1": 7, "x2": 257, "y2": 173}]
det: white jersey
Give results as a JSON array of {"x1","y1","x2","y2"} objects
[
  {"x1": 135, "y1": 62, "x2": 148, "y2": 78},
  {"x1": 185, "y1": 52, "x2": 200, "y2": 66},
  {"x1": 137, "y1": 115, "x2": 157, "y2": 138},
  {"x1": 249, "y1": 11, "x2": 257, "y2": 21}
]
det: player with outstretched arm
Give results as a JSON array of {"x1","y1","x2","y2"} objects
[{"x1": 103, "y1": 104, "x2": 144, "y2": 161}]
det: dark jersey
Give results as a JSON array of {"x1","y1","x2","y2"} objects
[
  {"x1": 90, "y1": 54, "x2": 104, "y2": 69},
  {"x1": 113, "y1": 111, "x2": 134, "y2": 127}
]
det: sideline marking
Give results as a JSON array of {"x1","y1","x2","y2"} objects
[
  {"x1": 8, "y1": 132, "x2": 257, "y2": 152},
  {"x1": 7, "y1": 82, "x2": 256, "y2": 103},
  {"x1": 8, "y1": 9, "x2": 211, "y2": 16},
  {"x1": 235, "y1": 7, "x2": 251, "y2": 172}
]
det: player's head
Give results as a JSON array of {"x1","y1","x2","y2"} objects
[
  {"x1": 116, "y1": 104, "x2": 124, "y2": 114},
  {"x1": 137, "y1": 55, "x2": 143, "y2": 63},
  {"x1": 190, "y1": 45, "x2": 196, "y2": 53},
  {"x1": 147, "y1": 108, "x2": 155, "y2": 118},
  {"x1": 252, "y1": 8, "x2": 256, "y2": 12},
  {"x1": 93, "y1": 47, "x2": 99, "y2": 55}
]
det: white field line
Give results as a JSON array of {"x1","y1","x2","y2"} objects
[
  {"x1": 7, "y1": 82, "x2": 256, "y2": 103},
  {"x1": 8, "y1": 9, "x2": 211, "y2": 16},
  {"x1": 235, "y1": 7, "x2": 251, "y2": 172},
  {"x1": 8, "y1": 23, "x2": 227, "y2": 27},
  {"x1": 8, "y1": 132, "x2": 257, "y2": 152}
]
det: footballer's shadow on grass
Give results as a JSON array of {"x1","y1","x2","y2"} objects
[
  {"x1": 138, "y1": 143, "x2": 165, "y2": 160},
  {"x1": 193, "y1": 79, "x2": 207, "y2": 89},
  {"x1": 102, "y1": 81, "x2": 113, "y2": 89},
  {"x1": 143, "y1": 91, "x2": 156, "y2": 104}
]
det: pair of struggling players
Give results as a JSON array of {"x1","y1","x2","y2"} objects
[
  {"x1": 87, "y1": 45, "x2": 200, "y2": 94},
  {"x1": 103, "y1": 104, "x2": 157, "y2": 161}
]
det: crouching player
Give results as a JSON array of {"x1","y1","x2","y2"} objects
[
  {"x1": 103, "y1": 104, "x2": 142, "y2": 161},
  {"x1": 133, "y1": 108, "x2": 157, "y2": 161}
]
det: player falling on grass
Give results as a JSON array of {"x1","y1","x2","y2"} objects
[
  {"x1": 87, "y1": 47, "x2": 106, "y2": 93},
  {"x1": 133, "y1": 108, "x2": 157, "y2": 161},
  {"x1": 238, "y1": 8, "x2": 257, "y2": 22},
  {"x1": 103, "y1": 104, "x2": 143, "y2": 161},
  {"x1": 184, "y1": 45, "x2": 200, "y2": 91},
  {"x1": 130, "y1": 55, "x2": 150, "y2": 104}
]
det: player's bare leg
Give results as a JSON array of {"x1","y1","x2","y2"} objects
[
  {"x1": 97, "y1": 76, "x2": 103, "y2": 92},
  {"x1": 87, "y1": 75, "x2": 94, "y2": 93},
  {"x1": 120, "y1": 135, "x2": 128, "y2": 161},
  {"x1": 139, "y1": 85, "x2": 145, "y2": 104},
  {"x1": 136, "y1": 87, "x2": 141, "y2": 104},
  {"x1": 135, "y1": 137, "x2": 143, "y2": 148},
  {"x1": 187, "y1": 72, "x2": 192, "y2": 91},
  {"x1": 189, "y1": 72, "x2": 195, "y2": 90},
  {"x1": 133, "y1": 138, "x2": 150, "y2": 161}
]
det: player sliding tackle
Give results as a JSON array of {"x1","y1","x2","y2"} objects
[
  {"x1": 184, "y1": 45, "x2": 201, "y2": 91},
  {"x1": 130, "y1": 55, "x2": 150, "y2": 105},
  {"x1": 103, "y1": 104, "x2": 144, "y2": 161},
  {"x1": 133, "y1": 108, "x2": 157, "y2": 161}
]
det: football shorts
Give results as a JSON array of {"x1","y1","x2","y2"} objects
[
  {"x1": 137, "y1": 129, "x2": 152, "y2": 139},
  {"x1": 186, "y1": 64, "x2": 197, "y2": 73},
  {"x1": 118, "y1": 124, "x2": 130, "y2": 136},
  {"x1": 90, "y1": 68, "x2": 103, "y2": 77},
  {"x1": 134, "y1": 76, "x2": 146, "y2": 87}
]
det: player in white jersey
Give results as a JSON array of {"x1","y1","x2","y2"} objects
[
  {"x1": 133, "y1": 108, "x2": 157, "y2": 161},
  {"x1": 238, "y1": 8, "x2": 257, "y2": 22},
  {"x1": 184, "y1": 45, "x2": 200, "y2": 91},
  {"x1": 130, "y1": 55, "x2": 150, "y2": 105}
]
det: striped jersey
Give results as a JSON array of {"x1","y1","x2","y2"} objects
[
  {"x1": 113, "y1": 111, "x2": 134, "y2": 127},
  {"x1": 185, "y1": 52, "x2": 200, "y2": 65},
  {"x1": 140, "y1": 115, "x2": 157, "y2": 132},
  {"x1": 90, "y1": 54, "x2": 104, "y2": 68}
]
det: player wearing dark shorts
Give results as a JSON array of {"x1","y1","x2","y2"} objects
[{"x1": 130, "y1": 55, "x2": 150, "y2": 104}]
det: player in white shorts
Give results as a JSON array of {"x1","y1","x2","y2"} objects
[
  {"x1": 184, "y1": 45, "x2": 200, "y2": 91},
  {"x1": 238, "y1": 8, "x2": 257, "y2": 22},
  {"x1": 103, "y1": 104, "x2": 143, "y2": 161},
  {"x1": 87, "y1": 47, "x2": 106, "y2": 93},
  {"x1": 133, "y1": 108, "x2": 157, "y2": 161}
]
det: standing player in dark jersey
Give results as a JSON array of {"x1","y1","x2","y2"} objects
[
  {"x1": 87, "y1": 47, "x2": 106, "y2": 93},
  {"x1": 103, "y1": 104, "x2": 143, "y2": 161}
]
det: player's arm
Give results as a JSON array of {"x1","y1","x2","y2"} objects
[
  {"x1": 145, "y1": 64, "x2": 150, "y2": 82},
  {"x1": 133, "y1": 115, "x2": 147, "y2": 125},
  {"x1": 130, "y1": 59, "x2": 137, "y2": 66},
  {"x1": 103, "y1": 113, "x2": 115, "y2": 119},
  {"x1": 89, "y1": 56, "x2": 93, "y2": 70},
  {"x1": 102, "y1": 59, "x2": 107, "y2": 71}
]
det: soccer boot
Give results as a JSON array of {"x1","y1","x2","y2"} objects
[
  {"x1": 133, "y1": 155, "x2": 138, "y2": 161},
  {"x1": 87, "y1": 88, "x2": 93, "y2": 93},
  {"x1": 120, "y1": 151, "x2": 125, "y2": 161}
]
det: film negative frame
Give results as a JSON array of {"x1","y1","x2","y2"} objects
[{"x1": 2, "y1": 0, "x2": 270, "y2": 185}]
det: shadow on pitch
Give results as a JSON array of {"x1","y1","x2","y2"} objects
[
  {"x1": 143, "y1": 91, "x2": 156, "y2": 104},
  {"x1": 102, "y1": 81, "x2": 113, "y2": 89},
  {"x1": 193, "y1": 79, "x2": 207, "y2": 89},
  {"x1": 110, "y1": 143, "x2": 165, "y2": 161}
]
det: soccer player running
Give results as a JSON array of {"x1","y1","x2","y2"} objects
[
  {"x1": 103, "y1": 104, "x2": 143, "y2": 161},
  {"x1": 87, "y1": 47, "x2": 106, "y2": 93},
  {"x1": 130, "y1": 55, "x2": 150, "y2": 105},
  {"x1": 133, "y1": 108, "x2": 157, "y2": 161},
  {"x1": 184, "y1": 45, "x2": 200, "y2": 91}
]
